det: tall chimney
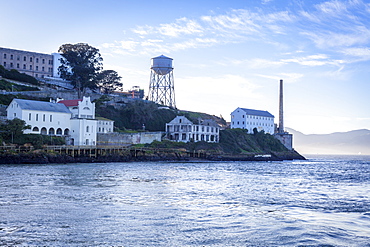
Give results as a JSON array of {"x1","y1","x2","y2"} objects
[{"x1": 279, "y1": 79, "x2": 284, "y2": 133}]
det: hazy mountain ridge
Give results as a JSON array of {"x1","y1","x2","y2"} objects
[{"x1": 287, "y1": 128, "x2": 370, "y2": 155}]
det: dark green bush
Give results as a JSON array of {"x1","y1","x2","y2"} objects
[{"x1": 0, "y1": 65, "x2": 39, "y2": 85}]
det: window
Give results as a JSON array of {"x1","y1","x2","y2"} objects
[
  {"x1": 23, "y1": 56, "x2": 26, "y2": 61},
  {"x1": 3, "y1": 62, "x2": 6, "y2": 67},
  {"x1": 43, "y1": 114, "x2": 45, "y2": 122},
  {"x1": 36, "y1": 114, "x2": 38, "y2": 121},
  {"x1": 29, "y1": 113, "x2": 31, "y2": 121},
  {"x1": 42, "y1": 59, "x2": 45, "y2": 64},
  {"x1": 17, "y1": 63, "x2": 19, "y2": 68},
  {"x1": 3, "y1": 54, "x2": 6, "y2": 59},
  {"x1": 86, "y1": 126, "x2": 89, "y2": 132},
  {"x1": 50, "y1": 115, "x2": 52, "y2": 122},
  {"x1": 10, "y1": 55, "x2": 13, "y2": 60},
  {"x1": 36, "y1": 66, "x2": 38, "y2": 71},
  {"x1": 23, "y1": 64, "x2": 26, "y2": 69},
  {"x1": 42, "y1": 67, "x2": 44, "y2": 71},
  {"x1": 36, "y1": 58, "x2": 39, "y2": 63},
  {"x1": 17, "y1": 56, "x2": 20, "y2": 61},
  {"x1": 10, "y1": 63, "x2": 13, "y2": 68},
  {"x1": 30, "y1": 65, "x2": 32, "y2": 70},
  {"x1": 30, "y1": 57, "x2": 32, "y2": 62}
]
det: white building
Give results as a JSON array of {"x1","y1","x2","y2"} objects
[
  {"x1": 6, "y1": 96, "x2": 113, "y2": 146},
  {"x1": 166, "y1": 116, "x2": 220, "y2": 143},
  {"x1": 7, "y1": 98, "x2": 71, "y2": 136},
  {"x1": 230, "y1": 107, "x2": 275, "y2": 134},
  {"x1": 96, "y1": 117, "x2": 114, "y2": 133},
  {"x1": 57, "y1": 97, "x2": 97, "y2": 146}
]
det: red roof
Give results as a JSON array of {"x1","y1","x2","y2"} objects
[{"x1": 58, "y1": 99, "x2": 82, "y2": 107}]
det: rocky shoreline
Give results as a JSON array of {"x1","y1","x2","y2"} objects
[{"x1": 0, "y1": 149, "x2": 305, "y2": 165}]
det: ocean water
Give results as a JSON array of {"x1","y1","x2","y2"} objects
[{"x1": 0, "y1": 155, "x2": 370, "y2": 246}]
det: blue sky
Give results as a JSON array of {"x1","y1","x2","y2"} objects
[{"x1": 1, "y1": 0, "x2": 370, "y2": 134}]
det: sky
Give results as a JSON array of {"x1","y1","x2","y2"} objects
[{"x1": 1, "y1": 0, "x2": 370, "y2": 134}]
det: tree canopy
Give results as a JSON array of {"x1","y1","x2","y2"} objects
[
  {"x1": 96, "y1": 70, "x2": 122, "y2": 94},
  {"x1": 0, "y1": 118, "x2": 31, "y2": 143},
  {"x1": 58, "y1": 43, "x2": 124, "y2": 97},
  {"x1": 58, "y1": 43, "x2": 104, "y2": 97}
]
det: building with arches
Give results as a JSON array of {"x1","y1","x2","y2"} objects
[{"x1": 6, "y1": 96, "x2": 103, "y2": 146}]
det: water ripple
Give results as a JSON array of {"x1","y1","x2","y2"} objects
[{"x1": 0, "y1": 157, "x2": 370, "y2": 246}]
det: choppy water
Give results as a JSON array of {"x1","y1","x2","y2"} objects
[{"x1": 1, "y1": 155, "x2": 370, "y2": 246}]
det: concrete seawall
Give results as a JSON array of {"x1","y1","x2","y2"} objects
[{"x1": 97, "y1": 132, "x2": 163, "y2": 145}]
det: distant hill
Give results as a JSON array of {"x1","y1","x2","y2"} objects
[{"x1": 287, "y1": 128, "x2": 370, "y2": 155}]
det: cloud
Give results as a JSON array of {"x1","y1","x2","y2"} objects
[
  {"x1": 158, "y1": 18, "x2": 203, "y2": 37},
  {"x1": 101, "y1": 0, "x2": 370, "y2": 67},
  {"x1": 340, "y1": 47, "x2": 370, "y2": 62},
  {"x1": 175, "y1": 74, "x2": 263, "y2": 116},
  {"x1": 201, "y1": 10, "x2": 260, "y2": 34},
  {"x1": 299, "y1": 0, "x2": 370, "y2": 50},
  {"x1": 132, "y1": 17, "x2": 203, "y2": 38},
  {"x1": 314, "y1": 0, "x2": 349, "y2": 15},
  {"x1": 247, "y1": 58, "x2": 286, "y2": 69},
  {"x1": 256, "y1": 73, "x2": 303, "y2": 82}
]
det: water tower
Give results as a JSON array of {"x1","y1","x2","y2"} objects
[{"x1": 148, "y1": 55, "x2": 176, "y2": 108}]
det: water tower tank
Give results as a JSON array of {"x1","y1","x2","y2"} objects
[{"x1": 151, "y1": 55, "x2": 173, "y2": 75}]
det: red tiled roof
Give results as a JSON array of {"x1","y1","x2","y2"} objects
[{"x1": 58, "y1": 99, "x2": 82, "y2": 107}]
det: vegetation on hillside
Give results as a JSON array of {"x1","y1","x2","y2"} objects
[
  {"x1": 0, "y1": 94, "x2": 49, "y2": 106},
  {"x1": 0, "y1": 65, "x2": 39, "y2": 85},
  {"x1": 145, "y1": 128, "x2": 288, "y2": 155},
  {"x1": 0, "y1": 79, "x2": 39, "y2": 92},
  {"x1": 94, "y1": 97, "x2": 226, "y2": 132},
  {"x1": 95, "y1": 99, "x2": 177, "y2": 131}
]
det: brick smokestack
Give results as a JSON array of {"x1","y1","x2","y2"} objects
[{"x1": 279, "y1": 79, "x2": 284, "y2": 133}]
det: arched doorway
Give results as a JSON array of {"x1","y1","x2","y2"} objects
[
  {"x1": 56, "y1": 128, "x2": 63, "y2": 135},
  {"x1": 64, "y1": 128, "x2": 70, "y2": 136},
  {"x1": 41, "y1": 127, "x2": 47, "y2": 135}
]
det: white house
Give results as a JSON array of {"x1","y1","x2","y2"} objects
[
  {"x1": 166, "y1": 116, "x2": 220, "y2": 143},
  {"x1": 230, "y1": 107, "x2": 275, "y2": 134},
  {"x1": 6, "y1": 96, "x2": 112, "y2": 146}
]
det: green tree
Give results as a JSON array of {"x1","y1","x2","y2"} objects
[
  {"x1": 58, "y1": 43, "x2": 103, "y2": 97},
  {"x1": 96, "y1": 70, "x2": 122, "y2": 94},
  {"x1": 0, "y1": 118, "x2": 31, "y2": 143}
]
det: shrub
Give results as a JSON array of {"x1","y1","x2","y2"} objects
[{"x1": 0, "y1": 65, "x2": 39, "y2": 85}]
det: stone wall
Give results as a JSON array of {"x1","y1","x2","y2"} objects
[
  {"x1": 97, "y1": 132, "x2": 163, "y2": 145},
  {"x1": 274, "y1": 133, "x2": 293, "y2": 150}
]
